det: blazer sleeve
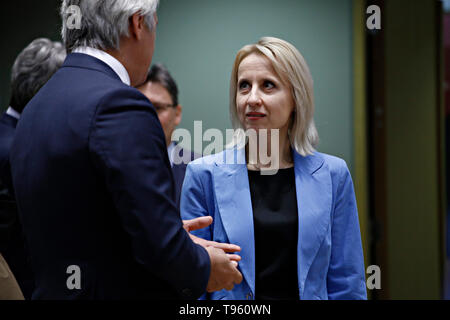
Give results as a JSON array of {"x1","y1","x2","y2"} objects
[
  {"x1": 327, "y1": 160, "x2": 367, "y2": 300},
  {"x1": 180, "y1": 162, "x2": 213, "y2": 300},
  {"x1": 88, "y1": 88, "x2": 210, "y2": 299},
  {"x1": 180, "y1": 162, "x2": 214, "y2": 239}
]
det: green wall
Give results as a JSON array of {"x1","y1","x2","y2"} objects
[
  {"x1": 1, "y1": 1, "x2": 355, "y2": 169},
  {"x1": 0, "y1": 1, "x2": 62, "y2": 111},
  {"x1": 0, "y1": 1, "x2": 354, "y2": 170},
  {"x1": 152, "y1": 0, "x2": 354, "y2": 170}
]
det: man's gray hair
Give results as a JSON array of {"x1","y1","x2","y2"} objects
[
  {"x1": 9, "y1": 38, "x2": 66, "y2": 113},
  {"x1": 61, "y1": 0, "x2": 159, "y2": 53}
]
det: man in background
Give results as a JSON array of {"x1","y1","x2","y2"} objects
[
  {"x1": 138, "y1": 64, "x2": 198, "y2": 208},
  {"x1": 0, "y1": 38, "x2": 66, "y2": 299}
]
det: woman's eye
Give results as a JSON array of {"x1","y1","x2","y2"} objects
[
  {"x1": 264, "y1": 81, "x2": 275, "y2": 89},
  {"x1": 239, "y1": 81, "x2": 250, "y2": 90}
]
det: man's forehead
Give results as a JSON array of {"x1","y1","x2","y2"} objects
[{"x1": 141, "y1": 82, "x2": 172, "y2": 102}]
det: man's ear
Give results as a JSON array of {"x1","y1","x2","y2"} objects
[
  {"x1": 129, "y1": 13, "x2": 146, "y2": 41},
  {"x1": 174, "y1": 105, "x2": 182, "y2": 126}
]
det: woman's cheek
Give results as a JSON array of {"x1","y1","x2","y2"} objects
[{"x1": 236, "y1": 101, "x2": 245, "y2": 121}]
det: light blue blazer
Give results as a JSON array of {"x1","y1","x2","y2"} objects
[{"x1": 180, "y1": 147, "x2": 367, "y2": 300}]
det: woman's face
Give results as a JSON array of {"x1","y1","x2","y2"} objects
[{"x1": 236, "y1": 53, "x2": 295, "y2": 138}]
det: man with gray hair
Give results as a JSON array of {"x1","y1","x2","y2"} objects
[
  {"x1": 10, "y1": 0, "x2": 242, "y2": 299},
  {"x1": 0, "y1": 38, "x2": 66, "y2": 299}
]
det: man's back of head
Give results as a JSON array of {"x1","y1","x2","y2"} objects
[
  {"x1": 9, "y1": 38, "x2": 66, "y2": 114},
  {"x1": 60, "y1": 0, "x2": 160, "y2": 86}
]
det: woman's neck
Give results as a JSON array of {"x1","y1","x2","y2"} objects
[{"x1": 246, "y1": 132, "x2": 293, "y2": 171}]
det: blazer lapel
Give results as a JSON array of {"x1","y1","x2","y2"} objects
[
  {"x1": 212, "y1": 148, "x2": 332, "y2": 298},
  {"x1": 213, "y1": 147, "x2": 255, "y2": 296},
  {"x1": 294, "y1": 151, "x2": 332, "y2": 298}
]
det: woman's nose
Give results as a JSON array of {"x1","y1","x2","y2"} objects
[{"x1": 247, "y1": 87, "x2": 262, "y2": 107}]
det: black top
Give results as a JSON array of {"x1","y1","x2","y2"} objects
[{"x1": 248, "y1": 167, "x2": 299, "y2": 300}]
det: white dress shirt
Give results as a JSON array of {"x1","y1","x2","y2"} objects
[
  {"x1": 167, "y1": 142, "x2": 176, "y2": 167},
  {"x1": 6, "y1": 107, "x2": 20, "y2": 120},
  {"x1": 72, "y1": 47, "x2": 131, "y2": 86}
]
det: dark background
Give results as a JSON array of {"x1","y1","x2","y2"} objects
[{"x1": 1, "y1": 1, "x2": 62, "y2": 110}]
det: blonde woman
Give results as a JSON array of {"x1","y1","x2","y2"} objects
[{"x1": 181, "y1": 37, "x2": 366, "y2": 300}]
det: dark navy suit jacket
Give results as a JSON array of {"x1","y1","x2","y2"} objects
[
  {"x1": 9, "y1": 53, "x2": 210, "y2": 300},
  {"x1": 0, "y1": 112, "x2": 18, "y2": 251},
  {"x1": 0, "y1": 112, "x2": 34, "y2": 299},
  {"x1": 170, "y1": 144, "x2": 198, "y2": 209}
]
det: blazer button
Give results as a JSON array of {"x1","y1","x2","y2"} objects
[{"x1": 246, "y1": 292, "x2": 253, "y2": 300}]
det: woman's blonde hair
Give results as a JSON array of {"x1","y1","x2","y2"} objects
[{"x1": 229, "y1": 37, "x2": 318, "y2": 156}]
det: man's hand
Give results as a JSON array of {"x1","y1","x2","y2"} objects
[
  {"x1": 205, "y1": 246, "x2": 243, "y2": 292},
  {"x1": 183, "y1": 216, "x2": 241, "y2": 261}
]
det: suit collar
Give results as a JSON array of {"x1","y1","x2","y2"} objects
[
  {"x1": 214, "y1": 147, "x2": 246, "y2": 174},
  {"x1": 292, "y1": 149, "x2": 324, "y2": 175},
  {"x1": 293, "y1": 151, "x2": 331, "y2": 298},
  {"x1": 214, "y1": 146, "x2": 324, "y2": 175},
  {"x1": 167, "y1": 142, "x2": 177, "y2": 167},
  {"x1": 6, "y1": 107, "x2": 20, "y2": 120},
  {"x1": 61, "y1": 53, "x2": 123, "y2": 84},
  {"x1": 213, "y1": 153, "x2": 255, "y2": 294},
  {"x1": 213, "y1": 146, "x2": 331, "y2": 298},
  {"x1": 72, "y1": 47, "x2": 130, "y2": 85},
  {"x1": 1, "y1": 112, "x2": 19, "y2": 128}
]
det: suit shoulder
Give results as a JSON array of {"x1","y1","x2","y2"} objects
[
  {"x1": 188, "y1": 154, "x2": 217, "y2": 169},
  {"x1": 315, "y1": 152, "x2": 350, "y2": 183},
  {"x1": 92, "y1": 85, "x2": 158, "y2": 126},
  {"x1": 45, "y1": 67, "x2": 153, "y2": 113},
  {"x1": 97, "y1": 85, "x2": 152, "y2": 108},
  {"x1": 316, "y1": 152, "x2": 348, "y2": 170}
]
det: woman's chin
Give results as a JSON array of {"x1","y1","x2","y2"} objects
[{"x1": 243, "y1": 124, "x2": 269, "y2": 132}]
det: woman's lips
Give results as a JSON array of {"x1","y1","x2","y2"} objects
[{"x1": 246, "y1": 112, "x2": 266, "y2": 120}]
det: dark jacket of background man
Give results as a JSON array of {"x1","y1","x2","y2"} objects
[
  {"x1": 171, "y1": 146, "x2": 198, "y2": 207},
  {"x1": 0, "y1": 112, "x2": 29, "y2": 298},
  {"x1": 0, "y1": 38, "x2": 66, "y2": 299},
  {"x1": 0, "y1": 114, "x2": 18, "y2": 253}
]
